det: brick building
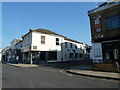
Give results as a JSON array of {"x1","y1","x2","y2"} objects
[{"x1": 88, "y1": 1, "x2": 120, "y2": 68}]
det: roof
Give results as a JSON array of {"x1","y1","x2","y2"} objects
[
  {"x1": 15, "y1": 40, "x2": 23, "y2": 46},
  {"x1": 88, "y1": 1, "x2": 120, "y2": 15},
  {"x1": 22, "y1": 28, "x2": 83, "y2": 44}
]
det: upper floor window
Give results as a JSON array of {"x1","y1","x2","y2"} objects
[
  {"x1": 70, "y1": 43, "x2": 72, "y2": 48},
  {"x1": 41, "y1": 36, "x2": 45, "y2": 44},
  {"x1": 80, "y1": 45, "x2": 82, "y2": 49},
  {"x1": 65, "y1": 42, "x2": 67, "y2": 48},
  {"x1": 106, "y1": 15, "x2": 120, "y2": 30},
  {"x1": 56, "y1": 38, "x2": 59, "y2": 45},
  {"x1": 28, "y1": 36, "x2": 30, "y2": 45},
  {"x1": 75, "y1": 45, "x2": 77, "y2": 49}
]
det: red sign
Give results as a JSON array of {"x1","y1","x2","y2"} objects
[{"x1": 93, "y1": 15, "x2": 103, "y2": 39}]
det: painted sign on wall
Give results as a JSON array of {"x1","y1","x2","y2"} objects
[{"x1": 93, "y1": 15, "x2": 103, "y2": 39}]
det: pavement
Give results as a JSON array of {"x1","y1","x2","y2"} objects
[
  {"x1": 66, "y1": 70, "x2": 120, "y2": 80},
  {"x1": 7, "y1": 63, "x2": 39, "y2": 68},
  {"x1": 66, "y1": 64, "x2": 120, "y2": 80},
  {"x1": 6, "y1": 61, "x2": 120, "y2": 80}
]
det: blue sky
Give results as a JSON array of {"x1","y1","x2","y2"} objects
[{"x1": 2, "y1": 2, "x2": 97, "y2": 48}]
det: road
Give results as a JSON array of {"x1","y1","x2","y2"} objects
[{"x1": 2, "y1": 64, "x2": 119, "y2": 88}]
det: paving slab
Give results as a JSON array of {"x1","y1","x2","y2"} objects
[{"x1": 7, "y1": 64, "x2": 39, "y2": 68}]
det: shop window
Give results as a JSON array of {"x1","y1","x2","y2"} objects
[
  {"x1": 106, "y1": 52, "x2": 110, "y2": 60},
  {"x1": 80, "y1": 54, "x2": 82, "y2": 58},
  {"x1": 114, "y1": 49, "x2": 119, "y2": 59}
]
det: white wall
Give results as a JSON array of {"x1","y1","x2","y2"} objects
[
  {"x1": 92, "y1": 43, "x2": 103, "y2": 63},
  {"x1": 31, "y1": 32, "x2": 62, "y2": 51},
  {"x1": 22, "y1": 33, "x2": 32, "y2": 52},
  {"x1": 61, "y1": 40, "x2": 84, "y2": 61},
  {"x1": 22, "y1": 31, "x2": 85, "y2": 62}
]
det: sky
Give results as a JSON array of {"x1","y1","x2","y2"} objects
[{"x1": 2, "y1": 2, "x2": 99, "y2": 48}]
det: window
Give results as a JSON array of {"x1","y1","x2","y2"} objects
[
  {"x1": 106, "y1": 15, "x2": 120, "y2": 30},
  {"x1": 28, "y1": 36, "x2": 30, "y2": 45},
  {"x1": 75, "y1": 45, "x2": 77, "y2": 49},
  {"x1": 56, "y1": 38, "x2": 59, "y2": 45},
  {"x1": 69, "y1": 53, "x2": 73, "y2": 58},
  {"x1": 33, "y1": 46, "x2": 37, "y2": 49},
  {"x1": 75, "y1": 53, "x2": 78, "y2": 59},
  {"x1": 80, "y1": 54, "x2": 82, "y2": 58},
  {"x1": 80, "y1": 45, "x2": 82, "y2": 49},
  {"x1": 65, "y1": 42, "x2": 67, "y2": 48},
  {"x1": 70, "y1": 43, "x2": 72, "y2": 48},
  {"x1": 41, "y1": 36, "x2": 45, "y2": 44}
]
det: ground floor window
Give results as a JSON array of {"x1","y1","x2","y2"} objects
[
  {"x1": 80, "y1": 54, "x2": 82, "y2": 58},
  {"x1": 48, "y1": 52, "x2": 57, "y2": 60},
  {"x1": 102, "y1": 41, "x2": 120, "y2": 64}
]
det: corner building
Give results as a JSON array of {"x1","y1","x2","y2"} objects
[{"x1": 88, "y1": 2, "x2": 120, "y2": 66}]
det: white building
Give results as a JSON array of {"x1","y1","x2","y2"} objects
[{"x1": 21, "y1": 28, "x2": 87, "y2": 64}]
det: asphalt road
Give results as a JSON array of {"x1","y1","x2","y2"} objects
[{"x1": 2, "y1": 64, "x2": 119, "y2": 88}]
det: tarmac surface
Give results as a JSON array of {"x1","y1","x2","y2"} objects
[
  {"x1": 2, "y1": 63, "x2": 119, "y2": 88},
  {"x1": 7, "y1": 61, "x2": 120, "y2": 80}
]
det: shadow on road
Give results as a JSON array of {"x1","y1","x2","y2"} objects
[{"x1": 41, "y1": 59, "x2": 93, "y2": 70}]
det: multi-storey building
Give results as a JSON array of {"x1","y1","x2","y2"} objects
[
  {"x1": 1, "y1": 46, "x2": 11, "y2": 62},
  {"x1": 14, "y1": 40, "x2": 23, "y2": 63},
  {"x1": 88, "y1": 1, "x2": 120, "y2": 66},
  {"x1": 21, "y1": 28, "x2": 88, "y2": 64},
  {"x1": 10, "y1": 39, "x2": 22, "y2": 63}
]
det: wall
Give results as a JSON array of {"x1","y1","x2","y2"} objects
[
  {"x1": 22, "y1": 33, "x2": 32, "y2": 52},
  {"x1": 61, "y1": 40, "x2": 84, "y2": 61},
  {"x1": 31, "y1": 32, "x2": 64, "y2": 61},
  {"x1": 11, "y1": 39, "x2": 21, "y2": 50},
  {"x1": 22, "y1": 31, "x2": 86, "y2": 62},
  {"x1": 15, "y1": 41, "x2": 23, "y2": 50},
  {"x1": 89, "y1": 3, "x2": 120, "y2": 42},
  {"x1": 31, "y1": 32, "x2": 62, "y2": 52}
]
